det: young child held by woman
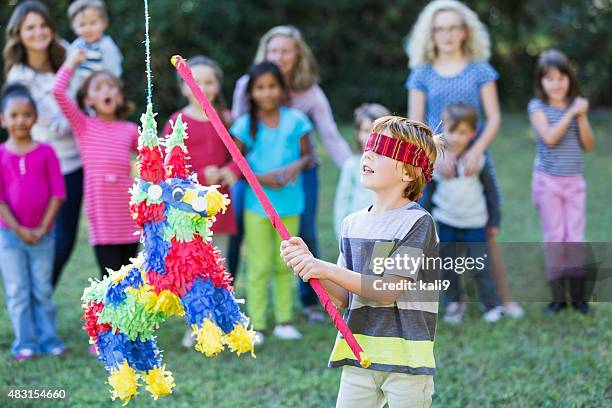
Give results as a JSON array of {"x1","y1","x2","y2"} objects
[
  {"x1": 53, "y1": 48, "x2": 139, "y2": 278},
  {"x1": 422, "y1": 103, "x2": 502, "y2": 323},
  {"x1": 528, "y1": 49, "x2": 595, "y2": 314},
  {"x1": 230, "y1": 62, "x2": 314, "y2": 345},
  {"x1": 67, "y1": 0, "x2": 123, "y2": 95},
  {"x1": 333, "y1": 103, "x2": 389, "y2": 239},
  {"x1": 0, "y1": 84, "x2": 66, "y2": 361}
]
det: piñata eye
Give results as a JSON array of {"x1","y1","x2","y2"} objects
[{"x1": 172, "y1": 187, "x2": 185, "y2": 201}]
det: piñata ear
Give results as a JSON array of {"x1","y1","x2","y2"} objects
[
  {"x1": 164, "y1": 114, "x2": 191, "y2": 179},
  {"x1": 138, "y1": 103, "x2": 166, "y2": 183}
]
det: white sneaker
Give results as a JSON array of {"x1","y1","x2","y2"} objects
[
  {"x1": 253, "y1": 331, "x2": 265, "y2": 347},
  {"x1": 501, "y1": 302, "x2": 525, "y2": 319},
  {"x1": 48, "y1": 346, "x2": 68, "y2": 357},
  {"x1": 483, "y1": 306, "x2": 504, "y2": 323},
  {"x1": 14, "y1": 348, "x2": 35, "y2": 362},
  {"x1": 182, "y1": 328, "x2": 195, "y2": 348},
  {"x1": 443, "y1": 302, "x2": 465, "y2": 324},
  {"x1": 273, "y1": 324, "x2": 302, "y2": 340}
]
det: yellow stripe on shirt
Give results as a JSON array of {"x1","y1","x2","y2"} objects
[{"x1": 330, "y1": 334, "x2": 435, "y2": 369}]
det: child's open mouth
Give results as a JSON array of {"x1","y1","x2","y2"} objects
[
  {"x1": 103, "y1": 97, "x2": 113, "y2": 106},
  {"x1": 362, "y1": 165, "x2": 374, "y2": 174}
]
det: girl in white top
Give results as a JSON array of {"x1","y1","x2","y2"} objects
[{"x1": 333, "y1": 103, "x2": 390, "y2": 239}]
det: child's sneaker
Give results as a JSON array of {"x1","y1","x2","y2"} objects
[
  {"x1": 501, "y1": 302, "x2": 525, "y2": 318},
  {"x1": 544, "y1": 301, "x2": 567, "y2": 314},
  {"x1": 273, "y1": 324, "x2": 302, "y2": 340},
  {"x1": 48, "y1": 346, "x2": 68, "y2": 357},
  {"x1": 482, "y1": 306, "x2": 504, "y2": 323},
  {"x1": 14, "y1": 349, "x2": 35, "y2": 362},
  {"x1": 253, "y1": 331, "x2": 265, "y2": 347},
  {"x1": 182, "y1": 328, "x2": 196, "y2": 348},
  {"x1": 572, "y1": 301, "x2": 590, "y2": 315},
  {"x1": 443, "y1": 302, "x2": 465, "y2": 324}
]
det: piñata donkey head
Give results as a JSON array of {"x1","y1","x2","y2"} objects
[{"x1": 81, "y1": 104, "x2": 255, "y2": 404}]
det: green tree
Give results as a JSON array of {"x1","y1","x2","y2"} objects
[{"x1": 1, "y1": 0, "x2": 610, "y2": 127}]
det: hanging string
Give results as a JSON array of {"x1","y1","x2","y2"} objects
[{"x1": 143, "y1": 0, "x2": 153, "y2": 105}]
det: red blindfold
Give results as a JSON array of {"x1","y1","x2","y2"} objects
[{"x1": 364, "y1": 133, "x2": 434, "y2": 182}]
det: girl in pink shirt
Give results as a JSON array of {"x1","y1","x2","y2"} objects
[
  {"x1": 0, "y1": 84, "x2": 66, "y2": 361},
  {"x1": 53, "y1": 49, "x2": 139, "y2": 278},
  {"x1": 162, "y1": 56, "x2": 239, "y2": 248}
]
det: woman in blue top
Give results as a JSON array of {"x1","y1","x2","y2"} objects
[
  {"x1": 230, "y1": 62, "x2": 314, "y2": 346},
  {"x1": 405, "y1": 0, "x2": 523, "y2": 318}
]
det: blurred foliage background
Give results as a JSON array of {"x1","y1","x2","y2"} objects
[{"x1": 1, "y1": 0, "x2": 611, "y2": 122}]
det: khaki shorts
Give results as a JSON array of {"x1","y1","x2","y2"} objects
[{"x1": 336, "y1": 366, "x2": 434, "y2": 408}]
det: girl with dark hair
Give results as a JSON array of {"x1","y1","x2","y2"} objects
[
  {"x1": 0, "y1": 83, "x2": 66, "y2": 361},
  {"x1": 230, "y1": 61, "x2": 314, "y2": 345},
  {"x1": 3, "y1": 0, "x2": 82, "y2": 289},
  {"x1": 528, "y1": 49, "x2": 595, "y2": 314},
  {"x1": 230, "y1": 26, "x2": 351, "y2": 322}
]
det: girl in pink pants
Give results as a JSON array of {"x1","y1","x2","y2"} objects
[{"x1": 528, "y1": 49, "x2": 595, "y2": 314}]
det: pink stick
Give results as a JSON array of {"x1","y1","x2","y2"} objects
[{"x1": 171, "y1": 55, "x2": 370, "y2": 368}]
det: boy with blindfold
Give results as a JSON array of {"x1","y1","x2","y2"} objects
[{"x1": 281, "y1": 116, "x2": 444, "y2": 407}]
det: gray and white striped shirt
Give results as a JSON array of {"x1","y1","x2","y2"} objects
[{"x1": 528, "y1": 98, "x2": 584, "y2": 176}]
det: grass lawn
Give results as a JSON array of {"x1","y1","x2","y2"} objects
[{"x1": 1, "y1": 112, "x2": 611, "y2": 407}]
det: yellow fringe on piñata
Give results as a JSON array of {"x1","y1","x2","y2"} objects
[
  {"x1": 107, "y1": 361, "x2": 139, "y2": 405},
  {"x1": 129, "y1": 286, "x2": 184, "y2": 317},
  {"x1": 142, "y1": 365, "x2": 175, "y2": 400},
  {"x1": 194, "y1": 319, "x2": 224, "y2": 357},
  {"x1": 224, "y1": 322, "x2": 256, "y2": 357},
  {"x1": 151, "y1": 290, "x2": 184, "y2": 316},
  {"x1": 205, "y1": 188, "x2": 230, "y2": 215},
  {"x1": 126, "y1": 284, "x2": 157, "y2": 310}
]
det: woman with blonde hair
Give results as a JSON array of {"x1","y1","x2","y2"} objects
[
  {"x1": 4, "y1": 0, "x2": 83, "y2": 291},
  {"x1": 406, "y1": 0, "x2": 524, "y2": 320},
  {"x1": 230, "y1": 25, "x2": 351, "y2": 321}
]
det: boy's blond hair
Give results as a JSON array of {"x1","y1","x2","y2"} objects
[
  {"x1": 68, "y1": 0, "x2": 108, "y2": 22},
  {"x1": 371, "y1": 116, "x2": 444, "y2": 201}
]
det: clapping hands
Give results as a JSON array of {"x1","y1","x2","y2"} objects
[
  {"x1": 570, "y1": 97, "x2": 589, "y2": 116},
  {"x1": 203, "y1": 166, "x2": 238, "y2": 187}
]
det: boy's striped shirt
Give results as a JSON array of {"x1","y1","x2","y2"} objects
[{"x1": 329, "y1": 202, "x2": 439, "y2": 375}]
